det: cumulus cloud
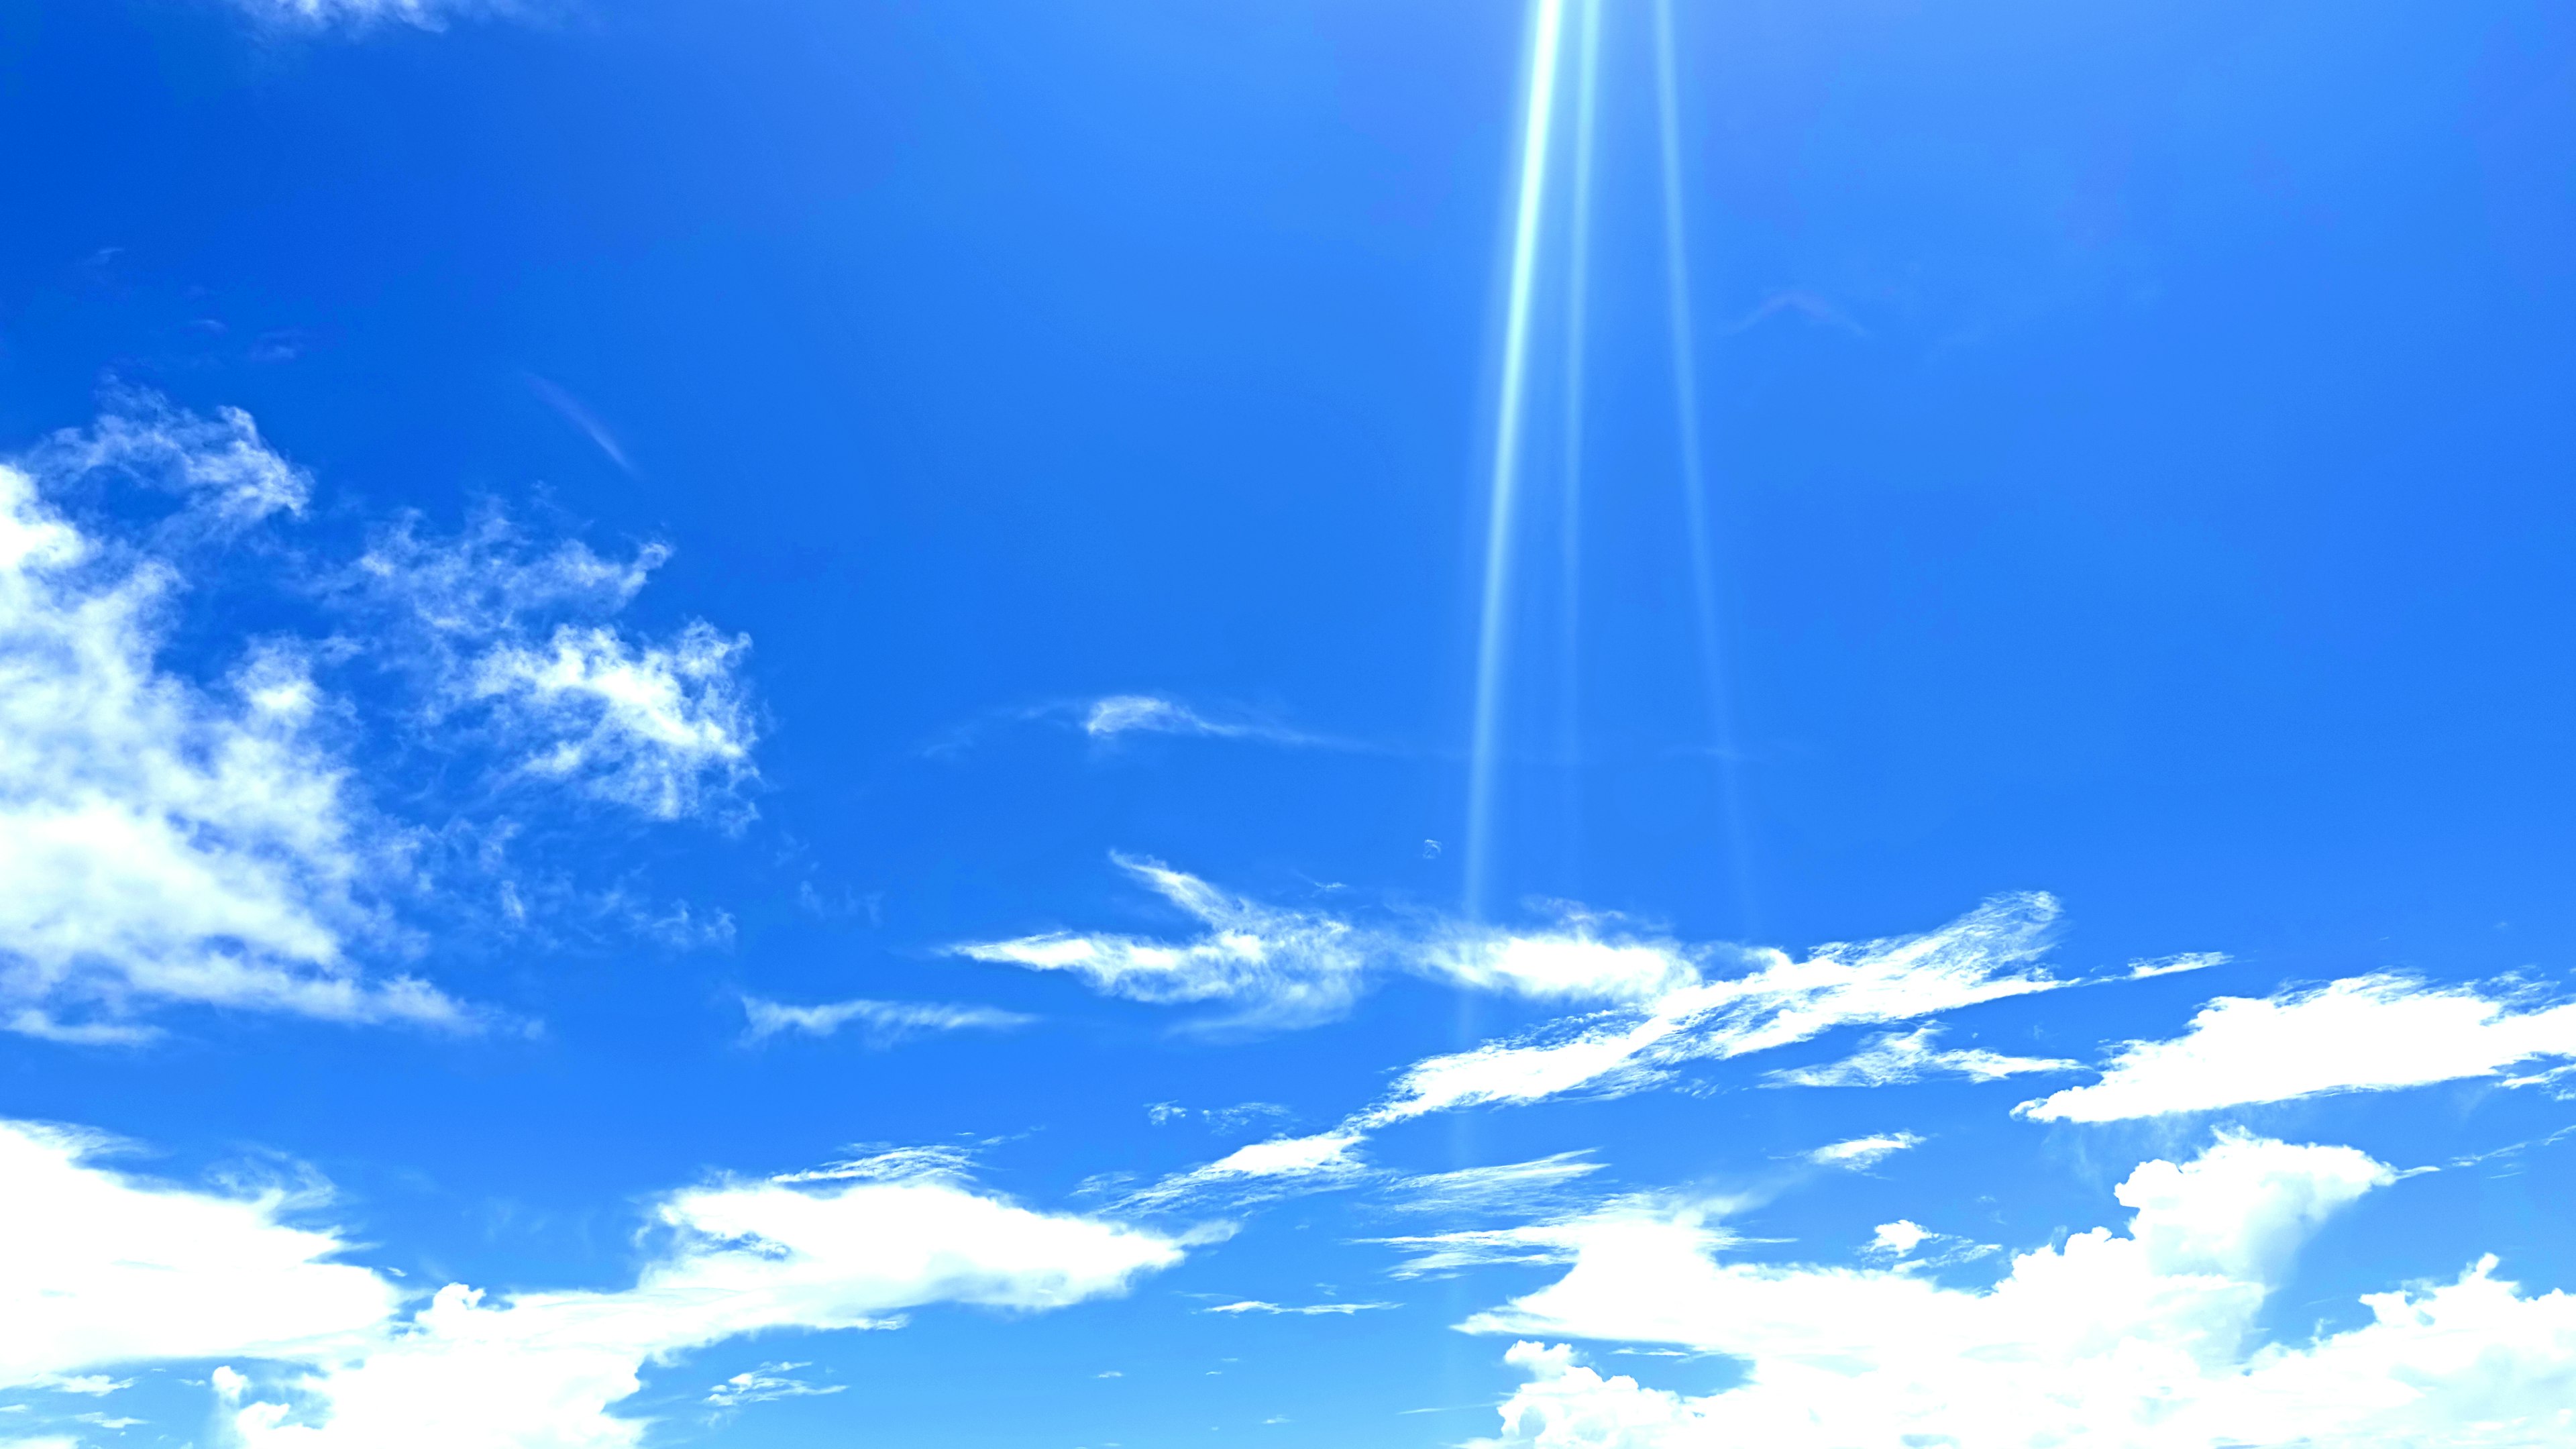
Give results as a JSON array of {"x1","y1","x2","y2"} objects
[
  {"x1": 2019, "y1": 974, "x2": 2576, "y2": 1123},
  {"x1": 354, "y1": 513, "x2": 757, "y2": 826},
  {"x1": 0, "y1": 432, "x2": 468, "y2": 1040},
  {"x1": 1768, "y1": 1025, "x2": 2079, "y2": 1089},
  {"x1": 1464, "y1": 1132, "x2": 2576, "y2": 1449},
  {"x1": 739, "y1": 995, "x2": 1032, "y2": 1046},
  {"x1": 6, "y1": 1114, "x2": 1179, "y2": 1448},
  {"x1": 0, "y1": 1119, "x2": 397, "y2": 1391},
  {"x1": 226, "y1": 1169, "x2": 1179, "y2": 1448}
]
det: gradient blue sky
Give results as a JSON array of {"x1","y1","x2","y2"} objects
[{"x1": 5, "y1": 2, "x2": 2576, "y2": 1447}]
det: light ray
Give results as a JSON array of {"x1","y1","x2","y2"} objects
[
  {"x1": 1652, "y1": 0, "x2": 1758, "y2": 928},
  {"x1": 1556, "y1": 0, "x2": 1603, "y2": 881},
  {"x1": 1465, "y1": 0, "x2": 1570, "y2": 922}
]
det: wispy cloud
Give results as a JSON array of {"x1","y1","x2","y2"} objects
[
  {"x1": 228, "y1": 0, "x2": 504, "y2": 32},
  {"x1": 1806, "y1": 1133, "x2": 1922, "y2": 1170},
  {"x1": 1767, "y1": 1025, "x2": 2079, "y2": 1089},
  {"x1": 953, "y1": 855, "x2": 1373, "y2": 1030},
  {"x1": 1358, "y1": 894, "x2": 2072, "y2": 1126},
  {"x1": 955, "y1": 857, "x2": 1720, "y2": 1032},
  {"x1": 2019, "y1": 973, "x2": 2576, "y2": 1122},
  {"x1": 524, "y1": 375, "x2": 635, "y2": 475},
  {"x1": 1200, "y1": 1299, "x2": 1396, "y2": 1316},
  {"x1": 1384, "y1": 1153, "x2": 1607, "y2": 1217},
  {"x1": 741, "y1": 996, "x2": 1033, "y2": 1046},
  {"x1": 351, "y1": 511, "x2": 759, "y2": 827},
  {"x1": 0, "y1": 406, "x2": 470, "y2": 1041},
  {"x1": 704, "y1": 1362, "x2": 845, "y2": 1408}
]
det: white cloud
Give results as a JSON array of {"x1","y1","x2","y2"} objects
[
  {"x1": 703, "y1": 1362, "x2": 843, "y2": 1408},
  {"x1": 1082, "y1": 695, "x2": 1240, "y2": 739},
  {"x1": 1122, "y1": 1132, "x2": 1372, "y2": 1212},
  {"x1": 353, "y1": 513, "x2": 757, "y2": 827},
  {"x1": 32, "y1": 394, "x2": 309, "y2": 529},
  {"x1": 0, "y1": 439, "x2": 467, "y2": 1040},
  {"x1": 1360, "y1": 894, "x2": 2069, "y2": 1125},
  {"x1": 953, "y1": 855, "x2": 1373, "y2": 1030},
  {"x1": 1200, "y1": 1300, "x2": 1395, "y2": 1316},
  {"x1": 740, "y1": 996, "x2": 1032, "y2": 1046},
  {"x1": 470, "y1": 623, "x2": 754, "y2": 822},
  {"x1": 1145, "y1": 1101, "x2": 1292, "y2": 1134},
  {"x1": 1768, "y1": 1025, "x2": 2079, "y2": 1089},
  {"x1": 2019, "y1": 974, "x2": 2576, "y2": 1123},
  {"x1": 0, "y1": 1119, "x2": 397, "y2": 1391},
  {"x1": 1866, "y1": 1220, "x2": 1930, "y2": 1257},
  {"x1": 229, "y1": 1171, "x2": 1181, "y2": 1448},
  {"x1": 1464, "y1": 1132, "x2": 2576, "y2": 1449},
  {"x1": 960, "y1": 866, "x2": 2059, "y2": 1055},
  {"x1": 230, "y1": 0, "x2": 494, "y2": 30},
  {"x1": 1387, "y1": 1153, "x2": 1607, "y2": 1216},
  {"x1": 1805, "y1": 1133, "x2": 1921, "y2": 1169},
  {"x1": 5, "y1": 1112, "x2": 1181, "y2": 1446}
]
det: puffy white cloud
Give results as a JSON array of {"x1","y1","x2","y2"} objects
[
  {"x1": 0, "y1": 1119, "x2": 396, "y2": 1391},
  {"x1": 739, "y1": 995, "x2": 1032, "y2": 1045},
  {"x1": 5, "y1": 1111, "x2": 1181, "y2": 1447},
  {"x1": 230, "y1": 1169, "x2": 1181, "y2": 1448},
  {"x1": 1768, "y1": 1024, "x2": 2079, "y2": 1088},
  {"x1": 354, "y1": 515, "x2": 757, "y2": 826},
  {"x1": 1805, "y1": 1133, "x2": 1921, "y2": 1169},
  {"x1": 1466, "y1": 1133, "x2": 2576, "y2": 1449},
  {"x1": 2020, "y1": 974, "x2": 2576, "y2": 1123},
  {"x1": 0, "y1": 443, "x2": 466, "y2": 1040}
]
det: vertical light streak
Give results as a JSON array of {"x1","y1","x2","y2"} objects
[
  {"x1": 1652, "y1": 0, "x2": 1758, "y2": 927},
  {"x1": 1465, "y1": 0, "x2": 1568, "y2": 922},
  {"x1": 1557, "y1": 0, "x2": 1603, "y2": 841}
]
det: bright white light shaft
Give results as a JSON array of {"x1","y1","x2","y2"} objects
[
  {"x1": 1466, "y1": 0, "x2": 1569, "y2": 921},
  {"x1": 1653, "y1": 0, "x2": 1758, "y2": 927},
  {"x1": 1557, "y1": 0, "x2": 1603, "y2": 816}
]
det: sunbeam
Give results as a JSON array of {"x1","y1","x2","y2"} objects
[
  {"x1": 1465, "y1": 0, "x2": 1569, "y2": 922},
  {"x1": 1653, "y1": 0, "x2": 1758, "y2": 928},
  {"x1": 1556, "y1": 0, "x2": 1603, "y2": 885}
]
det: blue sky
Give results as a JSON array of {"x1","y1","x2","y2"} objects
[{"x1": 5, "y1": 1, "x2": 2576, "y2": 1446}]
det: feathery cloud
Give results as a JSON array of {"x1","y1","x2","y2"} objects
[
  {"x1": 1768, "y1": 1025, "x2": 2079, "y2": 1089},
  {"x1": 741, "y1": 995, "x2": 1033, "y2": 1046},
  {"x1": 354, "y1": 513, "x2": 758, "y2": 826},
  {"x1": 2019, "y1": 974, "x2": 2576, "y2": 1123},
  {"x1": 1806, "y1": 1133, "x2": 1921, "y2": 1169}
]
